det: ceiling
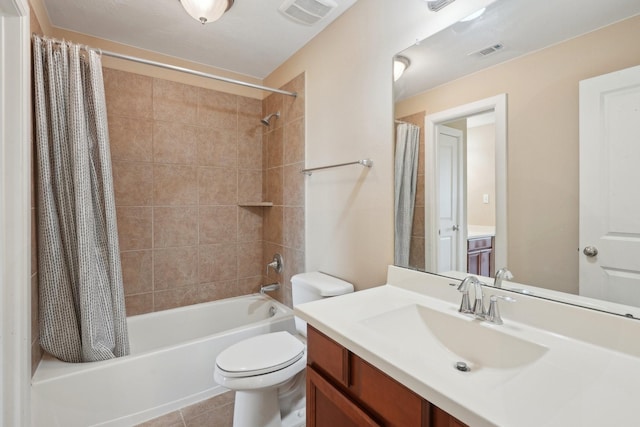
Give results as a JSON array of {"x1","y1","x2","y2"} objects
[
  {"x1": 394, "y1": 0, "x2": 640, "y2": 101},
  {"x1": 41, "y1": 0, "x2": 358, "y2": 79}
]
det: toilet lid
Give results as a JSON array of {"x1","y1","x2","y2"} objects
[{"x1": 216, "y1": 331, "x2": 305, "y2": 377}]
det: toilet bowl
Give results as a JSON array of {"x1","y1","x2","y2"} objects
[
  {"x1": 214, "y1": 272, "x2": 354, "y2": 427},
  {"x1": 214, "y1": 332, "x2": 306, "y2": 427}
]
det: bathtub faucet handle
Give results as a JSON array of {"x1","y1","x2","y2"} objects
[
  {"x1": 266, "y1": 253, "x2": 284, "y2": 276},
  {"x1": 260, "y1": 283, "x2": 280, "y2": 295}
]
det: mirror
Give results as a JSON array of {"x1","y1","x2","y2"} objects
[{"x1": 393, "y1": 0, "x2": 640, "y2": 317}]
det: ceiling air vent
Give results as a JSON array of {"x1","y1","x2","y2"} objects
[
  {"x1": 425, "y1": 0, "x2": 456, "y2": 12},
  {"x1": 279, "y1": 0, "x2": 337, "y2": 25},
  {"x1": 470, "y1": 43, "x2": 505, "y2": 57}
]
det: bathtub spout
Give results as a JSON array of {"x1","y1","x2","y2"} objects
[{"x1": 260, "y1": 283, "x2": 280, "y2": 295}]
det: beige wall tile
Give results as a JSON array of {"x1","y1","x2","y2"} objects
[
  {"x1": 124, "y1": 293, "x2": 154, "y2": 317},
  {"x1": 283, "y1": 207, "x2": 304, "y2": 251},
  {"x1": 112, "y1": 162, "x2": 153, "y2": 206},
  {"x1": 196, "y1": 127, "x2": 237, "y2": 168},
  {"x1": 153, "y1": 122, "x2": 198, "y2": 165},
  {"x1": 411, "y1": 206, "x2": 425, "y2": 238},
  {"x1": 109, "y1": 116, "x2": 153, "y2": 162},
  {"x1": 121, "y1": 250, "x2": 153, "y2": 295},
  {"x1": 266, "y1": 167, "x2": 283, "y2": 206},
  {"x1": 282, "y1": 74, "x2": 305, "y2": 124},
  {"x1": 154, "y1": 164, "x2": 198, "y2": 206},
  {"x1": 153, "y1": 79, "x2": 198, "y2": 125},
  {"x1": 153, "y1": 246, "x2": 199, "y2": 289},
  {"x1": 266, "y1": 127, "x2": 284, "y2": 168},
  {"x1": 103, "y1": 68, "x2": 153, "y2": 120},
  {"x1": 237, "y1": 276, "x2": 262, "y2": 295},
  {"x1": 197, "y1": 88, "x2": 237, "y2": 130},
  {"x1": 198, "y1": 244, "x2": 238, "y2": 283},
  {"x1": 263, "y1": 206, "x2": 283, "y2": 245},
  {"x1": 238, "y1": 118, "x2": 262, "y2": 169},
  {"x1": 409, "y1": 237, "x2": 426, "y2": 271},
  {"x1": 283, "y1": 163, "x2": 304, "y2": 207},
  {"x1": 237, "y1": 97, "x2": 261, "y2": 118},
  {"x1": 199, "y1": 206, "x2": 238, "y2": 245},
  {"x1": 238, "y1": 169, "x2": 262, "y2": 203},
  {"x1": 154, "y1": 207, "x2": 199, "y2": 248},
  {"x1": 283, "y1": 117, "x2": 304, "y2": 165},
  {"x1": 198, "y1": 167, "x2": 237, "y2": 205},
  {"x1": 415, "y1": 174, "x2": 425, "y2": 207},
  {"x1": 237, "y1": 241, "x2": 262, "y2": 279},
  {"x1": 116, "y1": 206, "x2": 153, "y2": 250},
  {"x1": 154, "y1": 281, "x2": 237, "y2": 311},
  {"x1": 263, "y1": 94, "x2": 283, "y2": 131},
  {"x1": 238, "y1": 207, "x2": 263, "y2": 243}
]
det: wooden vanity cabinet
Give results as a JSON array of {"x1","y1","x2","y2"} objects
[
  {"x1": 467, "y1": 236, "x2": 494, "y2": 277},
  {"x1": 306, "y1": 326, "x2": 468, "y2": 427}
]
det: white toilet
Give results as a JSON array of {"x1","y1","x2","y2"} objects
[{"x1": 214, "y1": 272, "x2": 354, "y2": 427}]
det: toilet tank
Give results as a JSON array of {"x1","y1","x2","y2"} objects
[{"x1": 291, "y1": 272, "x2": 354, "y2": 336}]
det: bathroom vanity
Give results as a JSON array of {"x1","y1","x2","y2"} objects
[
  {"x1": 306, "y1": 325, "x2": 465, "y2": 426},
  {"x1": 295, "y1": 266, "x2": 640, "y2": 426}
]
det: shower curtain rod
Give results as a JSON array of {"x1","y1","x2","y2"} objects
[
  {"x1": 34, "y1": 35, "x2": 297, "y2": 98},
  {"x1": 100, "y1": 49, "x2": 298, "y2": 98}
]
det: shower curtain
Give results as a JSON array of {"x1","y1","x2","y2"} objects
[
  {"x1": 394, "y1": 123, "x2": 420, "y2": 267},
  {"x1": 32, "y1": 35, "x2": 130, "y2": 363}
]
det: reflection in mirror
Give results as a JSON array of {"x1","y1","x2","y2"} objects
[{"x1": 393, "y1": 0, "x2": 640, "y2": 317}]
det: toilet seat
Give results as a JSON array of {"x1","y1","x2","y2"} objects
[{"x1": 216, "y1": 331, "x2": 304, "y2": 378}]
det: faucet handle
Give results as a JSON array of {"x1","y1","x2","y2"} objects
[{"x1": 486, "y1": 295, "x2": 516, "y2": 325}]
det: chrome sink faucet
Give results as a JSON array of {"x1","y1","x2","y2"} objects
[
  {"x1": 457, "y1": 276, "x2": 516, "y2": 324},
  {"x1": 494, "y1": 267, "x2": 513, "y2": 288},
  {"x1": 457, "y1": 276, "x2": 486, "y2": 317}
]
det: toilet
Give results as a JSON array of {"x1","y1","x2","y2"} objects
[{"x1": 214, "y1": 272, "x2": 354, "y2": 427}]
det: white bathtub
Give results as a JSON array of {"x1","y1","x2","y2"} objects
[{"x1": 31, "y1": 294, "x2": 296, "y2": 427}]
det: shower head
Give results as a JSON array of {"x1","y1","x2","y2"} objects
[{"x1": 261, "y1": 111, "x2": 280, "y2": 126}]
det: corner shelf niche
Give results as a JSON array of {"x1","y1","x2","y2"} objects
[{"x1": 238, "y1": 202, "x2": 273, "y2": 207}]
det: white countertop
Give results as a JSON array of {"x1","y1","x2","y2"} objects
[
  {"x1": 295, "y1": 266, "x2": 640, "y2": 427},
  {"x1": 467, "y1": 225, "x2": 495, "y2": 239}
]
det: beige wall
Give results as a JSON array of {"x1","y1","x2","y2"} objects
[
  {"x1": 467, "y1": 124, "x2": 496, "y2": 226},
  {"x1": 395, "y1": 15, "x2": 640, "y2": 294},
  {"x1": 264, "y1": 0, "x2": 492, "y2": 290}
]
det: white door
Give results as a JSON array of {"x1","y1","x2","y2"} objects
[
  {"x1": 579, "y1": 64, "x2": 640, "y2": 306},
  {"x1": 436, "y1": 125, "x2": 464, "y2": 273}
]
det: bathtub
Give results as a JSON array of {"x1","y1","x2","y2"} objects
[{"x1": 31, "y1": 294, "x2": 296, "y2": 427}]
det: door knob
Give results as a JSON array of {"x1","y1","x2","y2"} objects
[
  {"x1": 583, "y1": 246, "x2": 598, "y2": 257},
  {"x1": 452, "y1": 225, "x2": 460, "y2": 231}
]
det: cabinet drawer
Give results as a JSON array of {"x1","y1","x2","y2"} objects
[
  {"x1": 307, "y1": 326, "x2": 350, "y2": 387},
  {"x1": 350, "y1": 354, "x2": 429, "y2": 427},
  {"x1": 467, "y1": 237, "x2": 492, "y2": 251}
]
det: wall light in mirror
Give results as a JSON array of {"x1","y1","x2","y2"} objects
[
  {"x1": 424, "y1": 0, "x2": 456, "y2": 12},
  {"x1": 394, "y1": 56, "x2": 411, "y2": 82}
]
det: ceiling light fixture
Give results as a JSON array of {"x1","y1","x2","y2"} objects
[
  {"x1": 460, "y1": 7, "x2": 486, "y2": 22},
  {"x1": 394, "y1": 56, "x2": 411, "y2": 82},
  {"x1": 179, "y1": 0, "x2": 234, "y2": 25}
]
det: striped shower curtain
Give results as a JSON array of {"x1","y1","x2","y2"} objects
[
  {"x1": 394, "y1": 123, "x2": 420, "y2": 267},
  {"x1": 32, "y1": 35, "x2": 130, "y2": 362}
]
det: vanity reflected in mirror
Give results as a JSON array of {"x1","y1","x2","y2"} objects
[{"x1": 393, "y1": 0, "x2": 640, "y2": 316}]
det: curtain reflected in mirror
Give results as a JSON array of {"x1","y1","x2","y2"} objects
[{"x1": 394, "y1": 123, "x2": 420, "y2": 267}]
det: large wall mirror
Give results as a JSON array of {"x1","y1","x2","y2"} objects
[{"x1": 393, "y1": 0, "x2": 640, "y2": 318}]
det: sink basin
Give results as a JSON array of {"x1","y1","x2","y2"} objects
[{"x1": 360, "y1": 304, "x2": 548, "y2": 371}]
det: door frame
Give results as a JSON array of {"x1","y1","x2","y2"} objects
[
  {"x1": 425, "y1": 94, "x2": 507, "y2": 273},
  {"x1": 1, "y1": 0, "x2": 31, "y2": 424}
]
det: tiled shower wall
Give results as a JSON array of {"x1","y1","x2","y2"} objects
[
  {"x1": 104, "y1": 68, "x2": 305, "y2": 314},
  {"x1": 398, "y1": 112, "x2": 425, "y2": 270},
  {"x1": 261, "y1": 73, "x2": 306, "y2": 307}
]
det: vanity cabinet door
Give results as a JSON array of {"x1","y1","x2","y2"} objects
[
  {"x1": 431, "y1": 406, "x2": 468, "y2": 427},
  {"x1": 307, "y1": 366, "x2": 381, "y2": 427},
  {"x1": 350, "y1": 354, "x2": 429, "y2": 427},
  {"x1": 307, "y1": 325, "x2": 350, "y2": 387}
]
